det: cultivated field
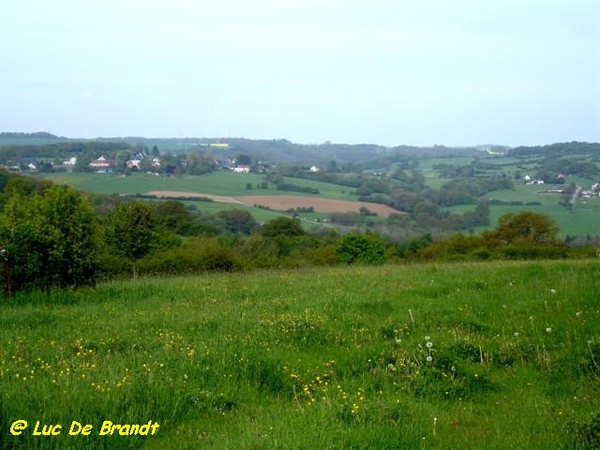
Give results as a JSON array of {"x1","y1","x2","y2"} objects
[
  {"x1": 1, "y1": 261, "x2": 598, "y2": 449},
  {"x1": 147, "y1": 191, "x2": 399, "y2": 217}
]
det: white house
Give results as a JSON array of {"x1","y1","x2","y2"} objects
[
  {"x1": 309, "y1": 165, "x2": 320, "y2": 173},
  {"x1": 89, "y1": 156, "x2": 114, "y2": 168},
  {"x1": 233, "y1": 165, "x2": 251, "y2": 173},
  {"x1": 126, "y1": 159, "x2": 142, "y2": 170}
]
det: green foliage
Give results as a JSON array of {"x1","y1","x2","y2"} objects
[
  {"x1": 216, "y1": 209, "x2": 259, "y2": 235},
  {"x1": 0, "y1": 186, "x2": 101, "y2": 291},
  {"x1": 236, "y1": 153, "x2": 252, "y2": 165},
  {"x1": 37, "y1": 186, "x2": 103, "y2": 287},
  {"x1": 336, "y1": 233, "x2": 386, "y2": 265},
  {"x1": 156, "y1": 200, "x2": 199, "y2": 236},
  {"x1": 104, "y1": 202, "x2": 168, "y2": 277},
  {"x1": 276, "y1": 183, "x2": 320, "y2": 194},
  {"x1": 140, "y1": 237, "x2": 240, "y2": 275},
  {"x1": 483, "y1": 211, "x2": 560, "y2": 245},
  {"x1": 567, "y1": 412, "x2": 600, "y2": 449},
  {"x1": 261, "y1": 217, "x2": 305, "y2": 238},
  {"x1": 330, "y1": 211, "x2": 363, "y2": 226}
]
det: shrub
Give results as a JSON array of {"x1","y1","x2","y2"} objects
[
  {"x1": 139, "y1": 237, "x2": 240, "y2": 275},
  {"x1": 335, "y1": 233, "x2": 386, "y2": 265}
]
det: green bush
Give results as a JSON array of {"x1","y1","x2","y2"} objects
[
  {"x1": 335, "y1": 233, "x2": 386, "y2": 265},
  {"x1": 139, "y1": 237, "x2": 240, "y2": 275}
]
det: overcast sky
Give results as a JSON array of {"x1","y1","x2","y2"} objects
[{"x1": 1, "y1": 0, "x2": 598, "y2": 147}]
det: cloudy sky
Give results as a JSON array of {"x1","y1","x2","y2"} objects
[{"x1": 1, "y1": 0, "x2": 598, "y2": 146}]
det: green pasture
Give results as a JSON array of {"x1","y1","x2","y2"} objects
[
  {"x1": 39, "y1": 171, "x2": 355, "y2": 200},
  {"x1": 0, "y1": 260, "x2": 599, "y2": 449},
  {"x1": 447, "y1": 197, "x2": 600, "y2": 238}
]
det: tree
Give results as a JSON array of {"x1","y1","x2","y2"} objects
[
  {"x1": 335, "y1": 233, "x2": 386, "y2": 265},
  {"x1": 0, "y1": 186, "x2": 102, "y2": 291},
  {"x1": 261, "y1": 217, "x2": 305, "y2": 238},
  {"x1": 216, "y1": 209, "x2": 259, "y2": 235},
  {"x1": 155, "y1": 200, "x2": 199, "y2": 235},
  {"x1": 185, "y1": 150, "x2": 215, "y2": 175},
  {"x1": 236, "y1": 154, "x2": 252, "y2": 166},
  {"x1": 104, "y1": 202, "x2": 165, "y2": 278},
  {"x1": 37, "y1": 186, "x2": 103, "y2": 287},
  {"x1": 483, "y1": 211, "x2": 559, "y2": 245}
]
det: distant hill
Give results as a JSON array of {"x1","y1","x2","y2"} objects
[
  {"x1": 0, "y1": 132, "x2": 508, "y2": 165},
  {"x1": 0, "y1": 132, "x2": 69, "y2": 146},
  {"x1": 508, "y1": 141, "x2": 600, "y2": 158}
]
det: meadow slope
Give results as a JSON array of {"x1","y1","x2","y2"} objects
[{"x1": 0, "y1": 261, "x2": 599, "y2": 449}]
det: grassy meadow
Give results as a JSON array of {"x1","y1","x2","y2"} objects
[
  {"x1": 1, "y1": 260, "x2": 599, "y2": 449},
  {"x1": 39, "y1": 171, "x2": 355, "y2": 200}
]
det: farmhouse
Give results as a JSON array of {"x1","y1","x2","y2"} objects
[
  {"x1": 90, "y1": 156, "x2": 115, "y2": 168},
  {"x1": 524, "y1": 174, "x2": 545, "y2": 185},
  {"x1": 232, "y1": 165, "x2": 251, "y2": 173}
]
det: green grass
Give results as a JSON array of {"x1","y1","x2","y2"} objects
[
  {"x1": 38, "y1": 172, "x2": 355, "y2": 225},
  {"x1": 38, "y1": 171, "x2": 356, "y2": 200},
  {"x1": 1, "y1": 261, "x2": 599, "y2": 449},
  {"x1": 40, "y1": 172, "x2": 268, "y2": 196}
]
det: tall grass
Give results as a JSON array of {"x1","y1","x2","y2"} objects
[{"x1": 0, "y1": 260, "x2": 598, "y2": 449}]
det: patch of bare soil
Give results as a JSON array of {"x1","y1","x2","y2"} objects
[
  {"x1": 145, "y1": 191, "x2": 402, "y2": 217},
  {"x1": 238, "y1": 195, "x2": 400, "y2": 217}
]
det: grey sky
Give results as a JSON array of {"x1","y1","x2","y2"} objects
[{"x1": 1, "y1": 0, "x2": 598, "y2": 147}]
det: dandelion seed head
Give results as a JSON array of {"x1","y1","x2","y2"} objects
[
  {"x1": 426, "y1": 356, "x2": 433, "y2": 362},
  {"x1": 424, "y1": 336, "x2": 430, "y2": 341},
  {"x1": 546, "y1": 327, "x2": 552, "y2": 333},
  {"x1": 514, "y1": 332, "x2": 519, "y2": 338},
  {"x1": 426, "y1": 341, "x2": 433, "y2": 348}
]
